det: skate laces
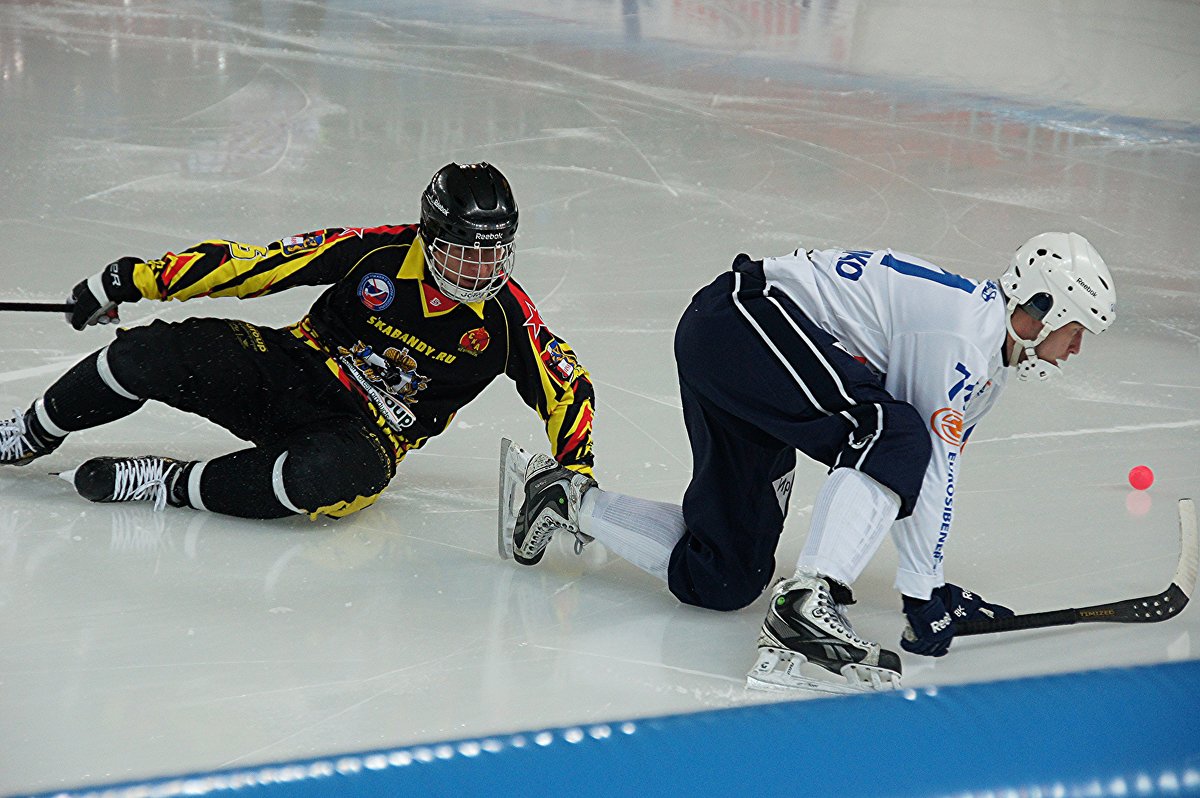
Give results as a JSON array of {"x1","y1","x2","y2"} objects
[
  {"x1": 112, "y1": 459, "x2": 174, "y2": 512},
  {"x1": 520, "y1": 457, "x2": 590, "y2": 557},
  {"x1": 0, "y1": 409, "x2": 29, "y2": 460},
  {"x1": 800, "y1": 578, "x2": 871, "y2": 648},
  {"x1": 525, "y1": 495, "x2": 585, "y2": 554}
]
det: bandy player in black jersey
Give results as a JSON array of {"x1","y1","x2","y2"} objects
[{"x1": 0, "y1": 163, "x2": 596, "y2": 520}]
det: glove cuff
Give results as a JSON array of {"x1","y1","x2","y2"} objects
[{"x1": 101, "y1": 257, "x2": 144, "y2": 303}]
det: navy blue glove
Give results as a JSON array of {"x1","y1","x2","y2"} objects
[
  {"x1": 900, "y1": 584, "x2": 1015, "y2": 657},
  {"x1": 67, "y1": 257, "x2": 142, "y2": 331}
]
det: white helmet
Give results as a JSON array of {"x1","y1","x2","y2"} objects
[{"x1": 999, "y1": 232, "x2": 1116, "y2": 381}]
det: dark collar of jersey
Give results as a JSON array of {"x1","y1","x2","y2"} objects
[{"x1": 396, "y1": 239, "x2": 486, "y2": 320}]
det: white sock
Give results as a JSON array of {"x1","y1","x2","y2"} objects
[
  {"x1": 797, "y1": 468, "x2": 900, "y2": 586},
  {"x1": 579, "y1": 489, "x2": 686, "y2": 583}
]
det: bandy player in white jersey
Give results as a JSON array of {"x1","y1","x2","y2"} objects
[{"x1": 498, "y1": 232, "x2": 1117, "y2": 694}]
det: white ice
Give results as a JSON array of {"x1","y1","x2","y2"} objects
[{"x1": 1, "y1": 0, "x2": 1198, "y2": 793}]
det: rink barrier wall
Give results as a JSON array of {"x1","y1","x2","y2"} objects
[{"x1": 25, "y1": 658, "x2": 1200, "y2": 798}]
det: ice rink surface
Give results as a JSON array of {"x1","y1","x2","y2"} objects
[{"x1": 1, "y1": 0, "x2": 1198, "y2": 793}]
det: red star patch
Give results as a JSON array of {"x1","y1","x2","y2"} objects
[{"x1": 522, "y1": 299, "x2": 545, "y2": 339}]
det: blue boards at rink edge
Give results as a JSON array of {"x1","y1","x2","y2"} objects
[{"x1": 24, "y1": 659, "x2": 1200, "y2": 798}]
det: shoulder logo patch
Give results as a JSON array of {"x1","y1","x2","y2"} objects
[{"x1": 281, "y1": 230, "x2": 326, "y2": 255}]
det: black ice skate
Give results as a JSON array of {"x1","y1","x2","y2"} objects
[
  {"x1": 60, "y1": 456, "x2": 190, "y2": 512},
  {"x1": 497, "y1": 437, "x2": 596, "y2": 565},
  {"x1": 0, "y1": 404, "x2": 64, "y2": 466},
  {"x1": 748, "y1": 568, "x2": 902, "y2": 694}
]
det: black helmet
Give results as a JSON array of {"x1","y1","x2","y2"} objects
[
  {"x1": 419, "y1": 163, "x2": 518, "y2": 303},
  {"x1": 420, "y1": 162, "x2": 518, "y2": 248}
]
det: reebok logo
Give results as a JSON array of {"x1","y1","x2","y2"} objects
[
  {"x1": 930, "y1": 613, "x2": 952, "y2": 634},
  {"x1": 1075, "y1": 277, "x2": 1097, "y2": 297}
]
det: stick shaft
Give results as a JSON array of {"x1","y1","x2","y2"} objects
[
  {"x1": 0, "y1": 302, "x2": 73, "y2": 313},
  {"x1": 955, "y1": 608, "x2": 1079, "y2": 635}
]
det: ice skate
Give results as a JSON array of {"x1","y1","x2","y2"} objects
[
  {"x1": 0, "y1": 405, "x2": 64, "y2": 466},
  {"x1": 498, "y1": 437, "x2": 534, "y2": 560},
  {"x1": 60, "y1": 455, "x2": 189, "y2": 512},
  {"x1": 747, "y1": 568, "x2": 902, "y2": 695},
  {"x1": 497, "y1": 437, "x2": 596, "y2": 565}
]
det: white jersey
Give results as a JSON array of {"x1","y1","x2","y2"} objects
[{"x1": 762, "y1": 247, "x2": 1010, "y2": 598}]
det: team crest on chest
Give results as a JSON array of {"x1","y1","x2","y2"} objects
[
  {"x1": 459, "y1": 327, "x2": 491, "y2": 356},
  {"x1": 358, "y1": 273, "x2": 396, "y2": 311}
]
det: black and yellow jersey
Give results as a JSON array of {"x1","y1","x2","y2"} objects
[{"x1": 124, "y1": 225, "x2": 595, "y2": 476}]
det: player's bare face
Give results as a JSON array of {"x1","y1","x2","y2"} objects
[
  {"x1": 434, "y1": 243, "x2": 503, "y2": 290},
  {"x1": 1033, "y1": 322, "x2": 1085, "y2": 365}
]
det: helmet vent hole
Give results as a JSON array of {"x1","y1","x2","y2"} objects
[
  {"x1": 1036, "y1": 249, "x2": 1047, "y2": 256},
  {"x1": 1051, "y1": 253, "x2": 1062, "y2": 259},
  {"x1": 1099, "y1": 275, "x2": 1110, "y2": 290}
]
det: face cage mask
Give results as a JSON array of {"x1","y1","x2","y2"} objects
[{"x1": 425, "y1": 237, "x2": 514, "y2": 304}]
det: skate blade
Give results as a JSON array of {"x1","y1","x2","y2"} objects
[
  {"x1": 745, "y1": 648, "x2": 900, "y2": 696},
  {"x1": 496, "y1": 437, "x2": 532, "y2": 560}
]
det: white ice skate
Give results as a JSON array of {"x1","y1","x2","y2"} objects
[
  {"x1": 747, "y1": 569, "x2": 902, "y2": 695},
  {"x1": 497, "y1": 437, "x2": 533, "y2": 560}
]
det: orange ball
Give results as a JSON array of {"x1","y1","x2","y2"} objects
[{"x1": 1128, "y1": 465, "x2": 1154, "y2": 491}]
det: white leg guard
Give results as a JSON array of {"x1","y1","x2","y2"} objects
[
  {"x1": 187, "y1": 460, "x2": 208, "y2": 512},
  {"x1": 96, "y1": 344, "x2": 142, "y2": 401},
  {"x1": 797, "y1": 467, "x2": 900, "y2": 587},
  {"x1": 579, "y1": 489, "x2": 686, "y2": 583},
  {"x1": 33, "y1": 397, "x2": 69, "y2": 438},
  {"x1": 271, "y1": 452, "x2": 304, "y2": 515}
]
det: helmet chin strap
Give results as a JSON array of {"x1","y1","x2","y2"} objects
[{"x1": 1006, "y1": 299, "x2": 1061, "y2": 382}]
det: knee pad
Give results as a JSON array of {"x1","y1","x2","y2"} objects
[
  {"x1": 104, "y1": 321, "x2": 187, "y2": 400},
  {"x1": 274, "y1": 430, "x2": 393, "y2": 519},
  {"x1": 847, "y1": 402, "x2": 932, "y2": 518},
  {"x1": 675, "y1": 573, "x2": 767, "y2": 612},
  {"x1": 669, "y1": 541, "x2": 773, "y2": 612}
]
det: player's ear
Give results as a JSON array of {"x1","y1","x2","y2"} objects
[{"x1": 1009, "y1": 306, "x2": 1044, "y2": 339}]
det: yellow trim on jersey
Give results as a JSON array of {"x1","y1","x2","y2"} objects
[
  {"x1": 396, "y1": 238, "x2": 486, "y2": 319},
  {"x1": 132, "y1": 266, "x2": 160, "y2": 300},
  {"x1": 310, "y1": 491, "x2": 383, "y2": 519}
]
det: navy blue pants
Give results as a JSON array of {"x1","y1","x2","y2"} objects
[{"x1": 666, "y1": 258, "x2": 931, "y2": 611}]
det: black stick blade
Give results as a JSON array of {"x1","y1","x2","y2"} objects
[{"x1": 956, "y1": 499, "x2": 1197, "y2": 637}]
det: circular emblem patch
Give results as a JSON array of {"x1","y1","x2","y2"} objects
[
  {"x1": 930, "y1": 407, "x2": 964, "y2": 446},
  {"x1": 358, "y1": 273, "x2": 395, "y2": 312}
]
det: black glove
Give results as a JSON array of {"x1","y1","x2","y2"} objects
[
  {"x1": 900, "y1": 583, "x2": 1015, "y2": 657},
  {"x1": 67, "y1": 257, "x2": 142, "y2": 331}
]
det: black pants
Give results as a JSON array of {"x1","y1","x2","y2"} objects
[
  {"x1": 45, "y1": 318, "x2": 395, "y2": 519},
  {"x1": 666, "y1": 260, "x2": 931, "y2": 611}
]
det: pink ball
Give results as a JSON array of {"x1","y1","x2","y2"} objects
[{"x1": 1128, "y1": 465, "x2": 1154, "y2": 491}]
